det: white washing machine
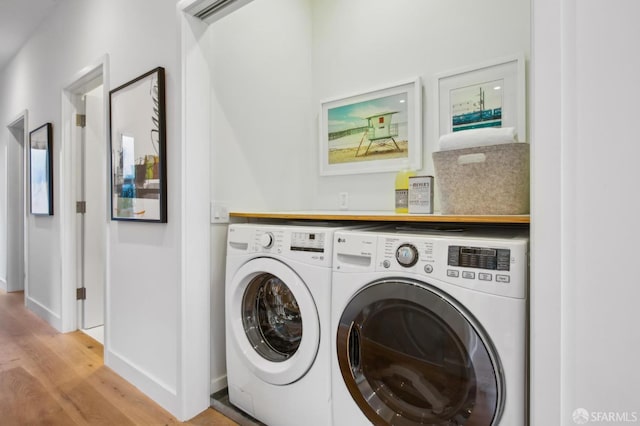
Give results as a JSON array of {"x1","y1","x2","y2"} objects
[
  {"x1": 225, "y1": 222, "x2": 374, "y2": 426},
  {"x1": 331, "y1": 226, "x2": 529, "y2": 425}
]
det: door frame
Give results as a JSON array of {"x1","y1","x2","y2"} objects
[
  {"x1": 5, "y1": 110, "x2": 29, "y2": 298},
  {"x1": 60, "y1": 55, "x2": 110, "y2": 334}
]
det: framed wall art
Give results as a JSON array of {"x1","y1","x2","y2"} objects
[
  {"x1": 435, "y1": 54, "x2": 526, "y2": 141},
  {"x1": 29, "y1": 122, "x2": 54, "y2": 215},
  {"x1": 319, "y1": 78, "x2": 422, "y2": 176},
  {"x1": 109, "y1": 67, "x2": 167, "y2": 222}
]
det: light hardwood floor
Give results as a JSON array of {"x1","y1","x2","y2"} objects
[{"x1": 0, "y1": 289, "x2": 237, "y2": 425}]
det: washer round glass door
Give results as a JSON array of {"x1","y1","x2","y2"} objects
[
  {"x1": 337, "y1": 279, "x2": 503, "y2": 425},
  {"x1": 229, "y1": 257, "x2": 320, "y2": 385}
]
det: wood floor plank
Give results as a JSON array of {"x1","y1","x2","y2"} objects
[
  {"x1": 0, "y1": 366, "x2": 78, "y2": 425},
  {"x1": 0, "y1": 290, "x2": 239, "y2": 425},
  {"x1": 82, "y1": 366, "x2": 180, "y2": 424},
  {"x1": 58, "y1": 377, "x2": 137, "y2": 425}
]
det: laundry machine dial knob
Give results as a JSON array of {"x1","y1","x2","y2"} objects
[
  {"x1": 259, "y1": 232, "x2": 274, "y2": 248},
  {"x1": 396, "y1": 243, "x2": 419, "y2": 267}
]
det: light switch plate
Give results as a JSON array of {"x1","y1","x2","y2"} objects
[
  {"x1": 339, "y1": 192, "x2": 349, "y2": 210},
  {"x1": 210, "y1": 201, "x2": 229, "y2": 223}
]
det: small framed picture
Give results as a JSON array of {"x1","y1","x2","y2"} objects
[
  {"x1": 435, "y1": 54, "x2": 526, "y2": 140},
  {"x1": 319, "y1": 78, "x2": 422, "y2": 176},
  {"x1": 29, "y1": 123, "x2": 54, "y2": 215}
]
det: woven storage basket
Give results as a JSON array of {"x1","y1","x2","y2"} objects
[{"x1": 432, "y1": 143, "x2": 530, "y2": 215}]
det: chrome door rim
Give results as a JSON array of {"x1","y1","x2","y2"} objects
[
  {"x1": 336, "y1": 278, "x2": 504, "y2": 425},
  {"x1": 229, "y1": 257, "x2": 320, "y2": 385}
]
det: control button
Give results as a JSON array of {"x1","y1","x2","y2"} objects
[
  {"x1": 382, "y1": 260, "x2": 391, "y2": 269},
  {"x1": 479, "y1": 273, "x2": 492, "y2": 281},
  {"x1": 424, "y1": 264, "x2": 433, "y2": 274},
  {"x1": 496, "y1": 274, "x2": 510, "y2": 283},
  {"x1": 259, "y1": 232, "x2": 274, "y2": 249},
  {"x1": 396, "y1": 244, "x2": 419, "y2": 267},
  {"x1": 462, "y1": 271, "x2": 475, "y2": 279},
  {"x1": 447, "y1": 270, "x2": 459, "y2": 278}
]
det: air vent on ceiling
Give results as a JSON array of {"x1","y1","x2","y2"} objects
[{"x1": 184, "y1": 0, "x2": 254, "y2": 24}]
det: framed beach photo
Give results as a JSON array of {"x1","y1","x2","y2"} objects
[
  {"x1": 109, "y1": 67, "x2": 167, "y2": 222},
  {"x1": 29, "y1": 123, "x2": 53, "y2": 215},
  {"x1": 319, "y1": 78, "x2": 422, "y2": 176},
  {"x1": 435, "y1": 54, "x2": 526, "y2": 141}
]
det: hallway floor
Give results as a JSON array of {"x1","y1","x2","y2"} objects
[{"x1": 0, "y1": 289, "x2": 237, "y2": 425}]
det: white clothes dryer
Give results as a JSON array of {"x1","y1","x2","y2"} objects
[
  {"x1": 331, "y1": 226, "x2": 529, "y2": 425},
  {"x1": 225, "y1": 222, "x2": 374, "y2": 426}
]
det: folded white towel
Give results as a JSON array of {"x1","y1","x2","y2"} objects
[{"x1": 438, "y1": 127, "x2": 517, "y2": 151}]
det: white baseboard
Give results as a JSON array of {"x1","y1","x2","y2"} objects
[
  {"x1": 211, "y1": 374, "x2": 228, "y2": 394},
  {"x1": 106, "y1": 348, "x2": 180, "y2": 418},
  {"x1": 0, "y1": 278, "x2": 6, "y2": 292},
  {"x1": 25, "y1": 295, "x2": 62, "y2": 331}
]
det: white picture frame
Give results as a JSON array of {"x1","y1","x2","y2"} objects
[
  {"x1": 319, "y1": 78, "x2": 422, "y2": 176},
  {"x1": 435, "y1": 54, "x2": 526, "y2": 141}
]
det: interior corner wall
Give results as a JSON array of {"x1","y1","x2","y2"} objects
[
  {"x1": 309, "y1": 0, "x2": 531, "y2": 211},
  {"x1": 207, "y1": 0, "x2": 530, "y2": 214},
  {"x1": 0, "y1": 0, "x2": 205, "y2": 420},
  {"x1": 208, "y1": 0, "x2": 315, "y2": 212}
]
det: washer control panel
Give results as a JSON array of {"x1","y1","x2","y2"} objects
[
  {"x1": 291, "y1": 231, "x2": 326, "y2": 253},
  {"x1": 228, "y1": 224, "x2": 336, "y2": 267},
  {"x1": 250, "y1": 230, "x2": 328, "y2": 254}
]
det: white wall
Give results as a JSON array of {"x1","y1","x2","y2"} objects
[
  {"x1": 310, "y1": 0, "x2": 531, "y2": 211},
  {"x1": 532, "y1": 0, "x2": 640, "y2": 424},
  {"x1": 0, "y1": 0, "x2": 209, "y2": 420},
  {"x1": 208, "y1": 0, "x2": 315, "y2": 212},
  {"x1": 207, "y1": 0, "x2": 530, "y2": 213},
  {"x1": 571, "y1": 3, "x2": 640, "y2": 412}
]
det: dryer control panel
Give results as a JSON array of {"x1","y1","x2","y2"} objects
[
  {"x1": 333, "y1": 228, "x2": 529, "y2": 299},
  {"x1": 447, "y1": 246, "x2": 511, "y2": 271}
]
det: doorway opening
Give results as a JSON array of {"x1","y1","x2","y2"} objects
[
  {"x1": 61, "y1": 57, "x2": 109, "y2": 344},
  {"x1": 5, "y1": 112, "x2": 28, "y2": 297}
]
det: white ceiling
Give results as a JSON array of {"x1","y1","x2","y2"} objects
[{"x1": 0, "y1": 0, "x2": 61, "y2": 71}]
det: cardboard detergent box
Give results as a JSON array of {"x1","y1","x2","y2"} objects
[
  {"x1": 432, "y1": 143, "x2": 530, "y2": 215},
  {"x1": 408, "y1": 175, "x2": 434, "y2": 214}
]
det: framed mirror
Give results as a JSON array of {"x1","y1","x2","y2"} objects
[{"x1": 109, "y1": 67, "x2": 167, "y2": 222}]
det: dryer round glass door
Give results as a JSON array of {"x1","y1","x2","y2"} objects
[
  {"x1": 229, "y1": 257, "x2": 320, "y2": 385},
  {"x1": 336, "y1": 278, "x2": 503, "y2": 425}
]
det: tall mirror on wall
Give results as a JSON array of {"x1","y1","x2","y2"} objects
[{"x1": 109, "y1": 67, "x2": 167, "y2": 222}]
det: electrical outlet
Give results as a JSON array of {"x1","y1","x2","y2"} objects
[{"x1": 339, "y1": 192, "x2": 349, "y2": 210}]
